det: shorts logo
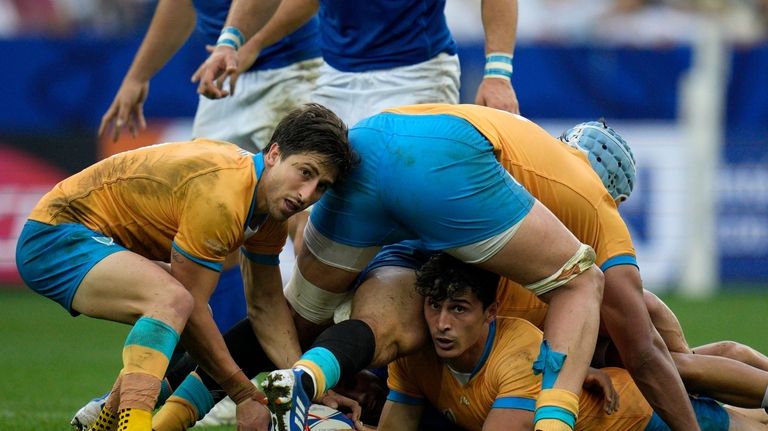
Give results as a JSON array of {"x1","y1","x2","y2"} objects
[{"x1": 91, "y1": 236, "x2": 115, "y2": 246}]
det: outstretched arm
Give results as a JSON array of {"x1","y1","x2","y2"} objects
[
  {"x1": 602, "y1": 265, "x2": 701, "y2": 431},
  {"x1": 475, "y1": 0, "x2": 520, "y2": 114},
  {"x1": 99, "y1": 0, "x2": 196, "y2": 141}
]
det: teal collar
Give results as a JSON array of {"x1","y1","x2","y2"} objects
[
  {"x1": 245, "y1": 153, "x2": 267, "y2": 231},
  {"x1": 469, "y1": 319, "x2": 497, "y2": 378}
]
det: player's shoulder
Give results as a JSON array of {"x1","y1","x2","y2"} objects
[{"x1": 495, "y1": 317, "x2": 543, "y2": 349}]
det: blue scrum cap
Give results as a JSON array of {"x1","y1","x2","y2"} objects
[{"x1": 559, "y1": 120, "x2": 636, "y2": 201}]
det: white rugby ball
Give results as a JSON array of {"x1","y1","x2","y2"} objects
[{"x1": 306, "y1": 403, "x2": 355, "y2": 430}]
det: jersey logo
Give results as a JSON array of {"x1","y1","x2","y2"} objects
[{"x1": 91, "y1": 236, "x2": 115, "y2": 246}]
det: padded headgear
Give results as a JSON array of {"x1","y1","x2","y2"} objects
[{"x1": 559, "y1": 120, "x2": 636, "y2": 201}]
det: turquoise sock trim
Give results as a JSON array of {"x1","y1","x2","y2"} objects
[
  {"x1": 532, "y1": 340, "x2": 566, "y2": 389},
  {"x1": 534, "y1": 405, "x2": 576, "y2": 428},
  {"x1": 301, "y1": 347, "x2": 341, "y2": 390},
  {"x1": 175, "y1": 374, "x2": 216, "y2": 420},
  {"x1": 125, "y1": 316, "x2": 180, "y2": 359},
  {"x1": 156, "y1": 379, "x2": 173, "y2": 408}
]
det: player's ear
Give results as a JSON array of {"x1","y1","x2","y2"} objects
[
  {"x1": 486, "y1": 301, "x2": 498, "y2": 323},
  {"x1": 264, "y1": 142, "x2": 282, "y2": 166}
]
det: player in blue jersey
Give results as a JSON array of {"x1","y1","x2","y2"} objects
[{"x1": 194, "y1": 0, "x2": 520, "y2": 124}]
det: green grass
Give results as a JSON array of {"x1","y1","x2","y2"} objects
[{"x1": 1, "y1": 286, "x2": 766, "y2": 430}]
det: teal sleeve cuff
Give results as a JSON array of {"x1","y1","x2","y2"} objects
[{"x1": 240, "y1": 247, "x2": 280, "y2": 265}]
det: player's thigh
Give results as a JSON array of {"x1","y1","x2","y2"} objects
[
  {"x1": 373, "y1": 114, "x2": 534, "y2": 250},
  {"x1": 478, "y1": 200, "x2": 584, "y2": 285},
  {"x1": 73, "y1": 250, "x2": 191, "y2": 326},
  {"x1": 352, "y1": 267, "x2": 425, "y2": 337},
  {"x1": 309, "y1": 127, "x2": 402, "y2": 248}
]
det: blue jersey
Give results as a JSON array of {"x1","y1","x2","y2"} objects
[
  {"x1": 318, "y1": 0, "x2": 456, "y2": 72},
  {"x1": 192, "y1": 0, "x2": 321, "y2": 71}
]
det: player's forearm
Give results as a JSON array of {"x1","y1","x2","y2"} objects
[
  {"x1": 248, "y1": 0, "x2": 319, "y2": 53},
  {"x1": 247, "y1": 291, "x2": 302, "y2": 369},
  {"x1": 480, "y1": 0, "x2": 517, "y2": 55},
  {"x1": 626, "y1": 339, "x2": 702, "y2": 430},
  {"x1": 243, "y1": 262, "x2": 302, "y2": 369},
  {"x1": 181, "y1": 305, "x2": 244, "y2": 385},
  {"x1": 124, "y1": 0, "x2": 196, "y2": 83},
  {"x1": 222, "y1": 0, "x2": 282, "y2": 40}
]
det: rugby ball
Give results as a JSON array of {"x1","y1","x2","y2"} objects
[{"x1": 306, "y1": 404, "x2": 355, "y2": 430}]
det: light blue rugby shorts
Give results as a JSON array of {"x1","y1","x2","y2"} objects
[
  {"x1": 644, "y1": 396, "x2": 728, "y2": 431},
  {"x1": 310, "y1": 112, "x2": 535, "y2": 250},
  {"x1": 16, "y1": 220, "x2": 126, "y2": 315}
]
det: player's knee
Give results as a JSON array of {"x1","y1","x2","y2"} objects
[
  {"x1": 162, "y1": 283, "x2": 195, "y2": 321},
  {"x1": 285, "y1": 265, "x2": 352, "y2": 325},
  {"x1": 709, "y1": 340, "x2": 748, "y2": 361},
  {"x1": 585, "y1": 265, "x2": 605, "y2": 298},
  {"x1": 527, "y1": 244, "x2": 602, "y2": 301}
]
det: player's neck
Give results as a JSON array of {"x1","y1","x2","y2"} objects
[{"x1": 445, "y1": 323, "x2": 491, "y2": 373}]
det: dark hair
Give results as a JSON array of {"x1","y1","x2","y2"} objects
[
  {"x1": 265, "y1": 103, "x2": 357, "y2": 182},
  {"x1": 415, "y1": 253, "x2": 499, "y2": 309}
]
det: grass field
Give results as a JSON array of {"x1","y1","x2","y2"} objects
[{"x1": 1, "y1": 286, "x2": 766, "y2": 430}]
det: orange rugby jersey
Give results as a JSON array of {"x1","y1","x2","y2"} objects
[
  {"x1": 388, "y1": 317, "x2": 653, "y2": 431},
  {"x1": 28, "y1": 139, "x2": 286, "y2": 270}
]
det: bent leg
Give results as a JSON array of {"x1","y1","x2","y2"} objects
[
  {"x1": 724, "y1": 406, "x2": 768, "y2": 430},
  {"x1": 673, "y1": 352, "x2": 768, "y2": 408},
  {"x1": 645, "y1": 290, "x2": 768, "y2": 410},
  {"x1": 350, "y1": 266, "x2": 427, "y2": 368},
  {"x1": 694, "y1": 341, "x2": 768, "y2": 372},
  {"x1": 73, "y1": 251, "x2": 193, "y2": 427},
  {"x1": 474, "y1": 201, "x2": 603, "y2": 397}
]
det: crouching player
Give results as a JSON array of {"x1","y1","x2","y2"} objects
[
  {"x1": 15, "y1": 104, "x2": 355, "y2": 431},
  {"x1": 378, "y1": 253, "x2": 766, "y2": 431}
]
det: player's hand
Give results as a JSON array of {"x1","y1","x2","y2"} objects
[
  {"x1": 98, "y1": 78, "x2": 149, "y2": 142},
  {"x1": 235, "y1": 396, "x2": 271, "y2": 431},
  {"x1": 192, "y1": 45, "x2": 240, "y2": 99},
  {"x1": 320, "y1": 389, "x2": 365, "y2": 430},
  {"x1": 583, "y1": 367, "x2": 619, "y2": 414},
  {"x1": 474, "y1": 78, "x2": 520, "y2": 114}
]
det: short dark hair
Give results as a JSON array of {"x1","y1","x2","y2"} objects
[
  {"x1": 265, "y1": 103, "x2": 357, "y2": 182},
  {"x1": 415, "y1": 253, "x2": 499, "y2": 309}
]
